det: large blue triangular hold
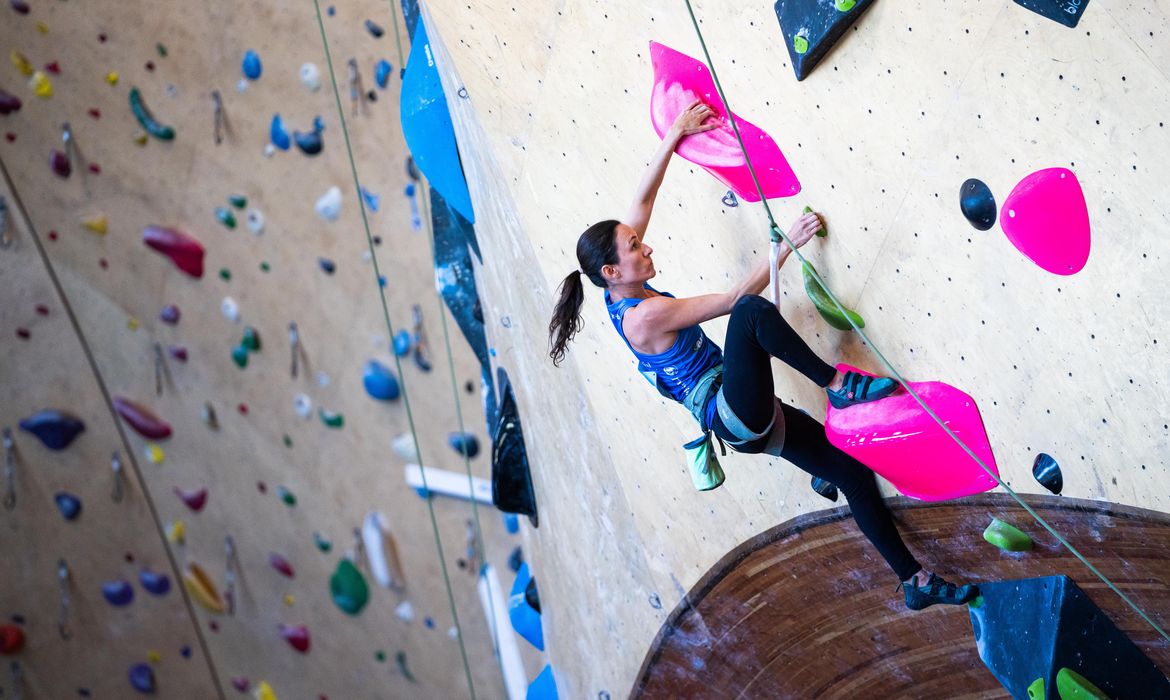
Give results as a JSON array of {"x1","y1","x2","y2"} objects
[
  {"x1": 1013, "y1": 0, "x2": 1089, "y2": 29},
  {"x1": 773, "y1": 0, "x2": 877, "y2": 81},
  {"x1": 508, "y1": 562, "x2": 544, "y2": 651},
  {"x1": 969, "y1": 576, "x2": 1170, "y2": 699},
  {"x1": 526, "y1": 665, "x2": 558, "y2": 700}
]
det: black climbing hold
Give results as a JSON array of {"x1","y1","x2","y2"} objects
[
  {"x1": 810, "y1": 476, "x2": 838, "y2": 502},
  {"x1": 294, "y1": 130, "x2": 322, "y2": 156},
  {"x1": 491, "y1": 368, "x2": 538, "y2": 525},
  {"x1": 1012, "y1": 0, "x2": 1089, "y2": 28},
  {"x1": 1031, "y1": 453, "x2": 1063, "y2": 495},
  {"x1": 959, "y1": 178, "x2": 997, "y2": 231},
  {"x1": 447, "y1": 431, "x2": 480, "y2": 459},
  {"x1": 405, "y1": 155, "x2": 421, "y2": 182},
  {"x1": 507, "y1": 546, "x2": 523, "y2": 572},
  {"x1": 19, "y1": 409, "x2": 86, "y2": 450},
  {"x1": 318, "y1": 257, "x2": 336, "y2": 274},
  {"x1": 364, "y1": 19, "x2": 384, "y2": 38},
  {"x1": 969, "y1": 576, "x2": 1170, "y2": 698},
  {"x1": 524, "y1": 575, "x2": 541, "y2": 614},
  {"x1": 774, "y1": 0, "x2": 877, "y2": 81},
  {"x1": 366, "y1": 89, "x2": 377, "y2": 103}
]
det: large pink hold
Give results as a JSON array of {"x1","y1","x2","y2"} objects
[
  {"x1": 824, "y1": 365, "x2": 999, "y2": 502},
  {"x1": 143, "y1": 226, "x2": 205, "y2": 278},
  {"x1": 649, "y1": 41, "x2": 800, "y2": 202},
  {"x1": 1000, "y1": 167, "x2": 1090, "y2": 275}
]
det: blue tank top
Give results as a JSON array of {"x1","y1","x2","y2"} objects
[{"x1": 605, "y1": 285, "x2": 723, "y2": 429}]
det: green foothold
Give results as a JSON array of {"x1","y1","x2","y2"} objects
[
  {"x1": 228, "y1": 195, "x2": 247, "y2": 209},
  {"x1": 330, "y1": 558, "x2": 369, "y2": 615},
  {"x1": 1027, "y1": 677, "x2": 1046, "y2": 700},
  {"x1": 241, "y1": 326, "x2": 261, "y2": 351},
  {"x1": 156, "y1": 43, "x2": 167, "y2": 57},
  {"x1": 313, "y1": 531, "x2": 332, "y2": 552},
  {"x1": 231, "y1": 344, "x2": 249, "y2": 368},
  {"x1": 1056, "y1": 668, "x2": 1109, "y2": 700},
  {"x1": 375, "y1": 650, "x2": 386, "y2": 662},
  {"x1": 983, "y1": 517, "x2": 1033, "y2": 552},
  {"x1": 278, "y1": 485, "x2": 296, "y2": 506},
  {"x1": 214, "y1": 207, "x2": 236, "y2": 229},
  {"x1": 968, "y1": 594, "x2": 984, "y2": 609},
  {"x1": 835, "y1": 0, "x2": 856, "y2": 11},
  {"x1": 793, "y1": 33, "x2": 809, "y2": 55},
  {"x1": 802, "y1": 261, "x2": 865, "y2": 331},
  {"x1": 259, "y1": 261, "x2": 270, "y2": 272},
  {"x1": 395, "y1": 651, "x2": 416, "y2": 683},
  {"x1": 319, "y1": 409, "x2": 344, "y2": 429},
  {"x1": 803, "y1": 205, "x2": 827, "y2": 237},
  {"x1": 219, "y1": 268, "x2": 231, "y2": 281},
  {"x1": 282, "y1": 434, "x2": 292, "y2": 448}
]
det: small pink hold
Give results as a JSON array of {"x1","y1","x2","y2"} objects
[
  {"x1": 175, "y1": 487, "x2": 208, "y2": 512},
  {"x1": 168, "y1": 346, "x2": 188, "y2": 362},
  {"x1": 268, "y1": 552, "x2": 295, "y2": 579},
  {"x1": 50, "y1": 150, "x2": 70, "y2": 178},
  {"x1": 231, "y1": 677, "x2": 249, "y2": 692},
  {"x1": 1000, "y1": 167, "x2": 1091, "y2": 276},
  {"x1": 99, "y1": 258, "x2": 108, "y2": 269},
  {"x1": 279, "y1": 623, "x2": 311, "y2": 653},
  {"x1": 238, "y1": 404, "x2": 248, "y2": 415},
  {"x1": 143, "y1": 225, "x2": 206, "y2": 278},
  {"x1": 88, "y1": 163, "x2": 101, "y2": 174},
  {"x1": 47, "y1": 230, "x2": 58, "y2": 240}
]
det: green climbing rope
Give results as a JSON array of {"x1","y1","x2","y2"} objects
[{"x1": 681, "y1": 0, "x2": 1169, "y2": 644}]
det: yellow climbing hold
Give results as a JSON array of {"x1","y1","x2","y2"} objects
[
  {"x1": 34, "y1": 21, "x2": 48, "y2": 34},
  {"x1": 144, "y1": 443, "x2": 165, "y2": 464},
  {"x1": 283, "y1": 594, "x2": 294, "y2": 606},
  {"x1": 134, "y1": 133, "x2": 149, "y2": 146},
  {"x1": 30, "y1": 71, "x2": 52, "y2": 98},
  {"x1": 82, "y1": 214, "x2": 108, "y2": 235},
  {"x1": 167, "y1": 520, "x2": 185, "y2": 544},
  {"x1": 105, "y1": 71, "x2": 119, "y2": 86},
  {"x1": 253, "y1": 681, "x2": 277, "y2": 700},
  {"x1": 183, "y1": 562, "x2": 226, "y2": 614},
  {"x1": 127, "y1": 317, "x2": 140, "y2": 330},
  {"x1": 11, "y1": 50, "x2": 33, "y2": 77},
  {"x1": 147, "y1": 650, "x2": 161, "y2": 663}
]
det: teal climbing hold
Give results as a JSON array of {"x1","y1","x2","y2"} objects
[{"x1": 330, "y1": 558, "x2": 369, "y2": 615}]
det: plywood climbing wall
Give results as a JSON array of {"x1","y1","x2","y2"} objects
[{"x1": 1, "y1": 0, "x2": 534, "y2": 697}]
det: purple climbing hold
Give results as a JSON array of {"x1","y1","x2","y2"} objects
[
  {"x1": 0, "y1": 89, "x2": 22, "y2": 115},
  {"x1": 50, "y1": 150, "x2": 71, "y2": 178},
  {"x1": 103, "y1": 580, "x2": 135, "y2": 607},
  {"x1": 128, "y1": 663, "x2": 156, "y2": 694},
  {"x1": 54, "y1": 492, "x2": 82, "y2": 520},
  {"x1": 160, "y1": 304, "x2": 180, "y2": 325},
  {"x1": 139, "y1": 569, "x2": 172, "y2": 595},
  {"x1": 19, "y1": 409, "x2": 86, "y2": 450}
]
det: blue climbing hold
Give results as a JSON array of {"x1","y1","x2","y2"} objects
[
  {"x1": 318, "y1": 258, "x2": 336, "y2": 274},
  {"x1": 447, "y1": 431, "x2": 480, "y2": 459},
  {"x1": 375, "y1": 59, "x2": 392, "y2": 88},
  {"x1": 392, "y1": 330, "x2": 412, "y2": 356},
  {"x1": 128, "y1": 663, "x2": 156, "y2": 694},
  {"x1": 102, "y1": 580, "x2": 134, "y2": 607},
  {"x1": 139, "y1": 569, "x2": 172, "y2": 596},
  {"x1": 509, "y1": 562, "x2": 544, "y2": 650},
  {"x1": 960, "y1": 178, "x2": 997, "y2": 231},
  {"x1": 363, "y1": 360, "x2": 401, "y2": 400},
  {"x1": 242, "y1": 50, "x2": 262, "y2": 80},
  {"x1": 293, "y1": 129, "x2": 322, "y2": 156},
  {"x1": 526, "y1": 664, "x2": 558, "y2": 700},
  {"x1": 361, "y1": 186, "x2": 380, "y2": 212},
  {"x1": 504, "y1": 513, "x2": 520, "y2": 535},
  {"x1": 20, "y1": 409, "x2": 86, "y2": 450},
  {"x1": 54, "y1": 492, "x2": 82, "y2": 520},
  {"x1": 400, "y1": 21, "x2": 476, "y2": 223},
  {"x1": 270, "y1": 114, "x2": 290, "y2": 150}
]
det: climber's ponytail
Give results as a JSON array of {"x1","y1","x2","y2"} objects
[{"x1": 548, "y1": 220, "x2": 621, "y2": 366}]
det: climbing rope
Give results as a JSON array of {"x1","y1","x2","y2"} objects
[
  {"x1": 311, "y1": 2, "x2": 478, "y2": 696},
  {"x1": 681, "y1": 0, "x2": 1169, "y2": 643}
]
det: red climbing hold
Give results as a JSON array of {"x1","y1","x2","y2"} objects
[
  {"x1": 50, "y1": 150, "x2": 71, "y2": 178},
  {"x1": 143, "y1": 225, "x2": 206, "y2": 278},
  {"x1": 168, "y1": 346, "x2": 188, "y2": 362},
  {"x1": 268, "y1": 552, "x2": 295, "y2": 579},
  {"x1": 279, "y1": 623, "x2": 311, "y2": 653},
  {"x1": 88, "y1": 108, "x2": 101, "y2": 119},
  {"x1": 35, "y1": 304, "x2": 49, "y2": 315},
  {"x1": 0, "y1": 625, "x2": 25, "y2": 655},
  {"x1": 16, "y1": 328, "x2": 30, "y2": 340},
  {"x1": 11, "y1": 1, "x2": 31, "y2": 15},
  {"x1": 112, "y1": 396, "x2": 172, "y2": 439},
  {"x1": 88, "y1": 163, "x2": 101, "y2": 174},
  {"x1": 45, "y1": 61, "x2": 61, "y2": 75},
  {"x1": 175, "y1": 487, "x2": 208, "y2": 512}
]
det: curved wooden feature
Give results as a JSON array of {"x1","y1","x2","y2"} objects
[{"x1": 633, "y1": 495, "x2": 1170, "y2": 698}]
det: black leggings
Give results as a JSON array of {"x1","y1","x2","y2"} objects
[{"x1": 711, "y1": 295, "x2": 922, "y2": 582}]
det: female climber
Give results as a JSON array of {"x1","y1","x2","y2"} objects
[{"x1": 547, "y1": 99, "x2": 978, "y2": 611}]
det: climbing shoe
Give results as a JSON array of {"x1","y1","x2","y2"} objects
[
  {"x1": 826, "y1": 371, "x2": 899, "y2": 410},
  {"x1": 900, "y1": 573, "x2": 980, "y2": 611}
]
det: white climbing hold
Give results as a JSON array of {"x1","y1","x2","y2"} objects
[
  {"x1": 246, "y1": 209, "x2": 265, "y2": 234},
  {"x1": 299, "y1": 62, "x2": 321, "y2": 92},
  {"x1": 391, "y1": 433, "x2": 415, "y2": 461},
  {"x1": 447, "y1": 626, "x2": 459, "y2": 639},
  {"x1": 395, "y1": 600, "x2": 414, "y2": 622},
  {"x1": 293, "y1": 393, "x2": 312, "y2": 419},
  {"x1": 315, "y1": 186, "x2": 342, "y2": 222},
  {"x1": 221, "y1": 297, "x2": 240, "y2": 322},
  {"x1": 363, "y1": 511, "x2": 405, "y2": 590},
  {"x1": 263, "y1": 143, "x2": 275, "y2": 158},
  {"x1": 315, "y1": 371, "x2": 330, "y2": 388}
]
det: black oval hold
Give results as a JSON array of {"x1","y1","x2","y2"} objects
[
  {"x1": 1032, "y1": 452, "x2": 1063, "y2": 494},
  {"x1": 959, "y1": 178, "x2": 997, "y2": 231},
  {"x1": 811, "y1": 476, "x2": 838, "y2": 503},
  {"x1": 405, "y1": 156, "x2": 420, "y2": 182}
]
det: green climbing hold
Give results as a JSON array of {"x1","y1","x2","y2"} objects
[
  {"x1": 375, "y1": 650, "x2": 386, "y2": 662},
  {"x1": 128, "y1": 87, "x2": 175, "y2": 141},
  {"x1": 219, "y1": 268, "x2": 232, "y2": 281},
  {"x1": 242, "y1": 326, "x2": 261, "y2": 351},
  {"x1": 215, "y1": 207, "x2": 236, "y2": 229},
  {"x1": 231, "y1": 344, "x2": 248, "y2": 368},
  {"x1": 314, "y1": 532, "x2": 332, "y2": 552},
  {"x1": 259, "y1": 261, "x2": 270, "y2": 272},
  {"x1": 835, "y1": 0, "x2": 857, "y2": 11},
  {"x1": 803, "y1": 206, "x2": 826, "y2": 237},
  {"x1": 279, "y1": 486, "x2": 296, "y2": 506},
  {"x1": 282, "y1": 434, "x2": 292, "y2": 448},
  {"x1": 395, "y1": 651, "x2": 416, "y2": 683},
  {"x1": 802, "y1": 261, "x2": 865, "y2": 331},
  {"x1": 228, "y1": 195, "x2": 247, "y2": 209},
  {"x1": 330, "y1": 559, "x2": 369, "y2": 615},
  {"x1": 1056, "y1": 668, "x2": 1108, "y2": 700},
  {"x1": 793, "y1": 33, "x2": 809, "y2": 55},
  {"x1": 983, "y1": 517, "x2": 1033, "y2": 552},
  {"x1": 1027, "y1": 677, "x2": 1046, "y2": 700},
  {"x1": 156, "y1": 43, "x2": 167, "y2": 57},
  {"x1": 319, "y1": 409, "x2": 344, "y2": 429}
]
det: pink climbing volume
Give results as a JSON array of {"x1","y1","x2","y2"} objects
[
  {"x1": 649, "y1": 41, "x2": 800, "y2": 202},
  {"x1": 999, "y1": 167, "x2": 1090, "y2": 276},
  {"x1": 824, "y1": 365, "x2": 999, "y2": 502}
]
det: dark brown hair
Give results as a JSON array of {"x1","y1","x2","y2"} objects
[{"x1": 548, "y1": 220, "x2": 620, "y2": 366}]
